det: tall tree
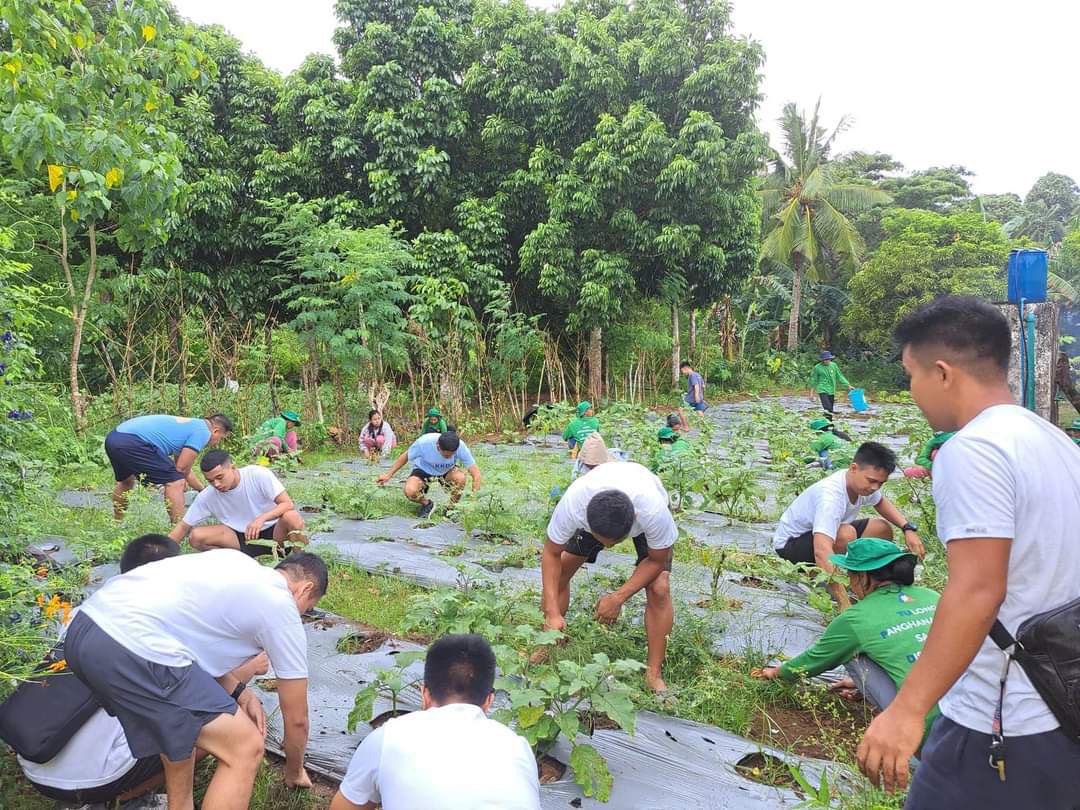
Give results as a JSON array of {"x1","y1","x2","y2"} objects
[
  {"x1": 880, "y1": 165, "x2": 973, "y2": 212},
  {"x1": 759, "y1": 101, "x2": 890, "y2": 351}
]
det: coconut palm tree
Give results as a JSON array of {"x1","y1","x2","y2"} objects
[{"x1": 759, "y1": 100, "x2": 891, "y2": 351}]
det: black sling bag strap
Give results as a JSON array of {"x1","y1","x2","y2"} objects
[{"x1": 989, "y1": 596, "x2": 1080, "y2": 742}]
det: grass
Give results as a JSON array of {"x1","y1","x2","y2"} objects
[{"x1": 317, "y1": 562, "x2": 427, "y2": 633}]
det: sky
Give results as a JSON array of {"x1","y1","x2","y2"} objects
[{"x1": 170, "y1": 0, "x2": 1079, "y2": 197}]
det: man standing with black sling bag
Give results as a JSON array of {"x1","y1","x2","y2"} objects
[{"x1": 856, "y1": 297, "x2": 1080, "y2": 808}]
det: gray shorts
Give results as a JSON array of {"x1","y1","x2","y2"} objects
[{"x1": 64, "y1": 612, "x2": 236, "y2": 762}]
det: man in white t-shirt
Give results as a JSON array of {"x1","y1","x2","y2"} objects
[
  {"x1": 63, "y1": 549, "x2": 328, "y2": 810},
  {"x1": 772, "y1": 441, "x2": 925, "y2": 610},
  {"x1": 857, "y1": 296, "x2": 1080, "y2": 806},
  {"x1": 541, "y1": 461, "x2": 677, "y2": 692},
  {"x1": 330, "y1": 634, "x2": 540, "y2": 810},
  {"x1": 169, "y1": 449, "x2": 306, "y2": 557},
  {"x1": 11, "y1": 534, "x2": 267, "y2": 806}
]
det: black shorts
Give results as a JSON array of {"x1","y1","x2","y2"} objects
[
  {"x1": 64, "y1": 612, "x2": 236, "y2": 762},
  {"x1": 233, "y1": 525, "x2": 277, "y2": 557},
  {"x1": 29, "y1": 752, "x2": 163, "y2": 804},
  {"x1": 409, "y1": 467, "x2": 457, "y2": 493},
  {"x1": 562, "y1": 530, "x2": 673, "y2": 572},
  {"x1": 105, "y1": 431, "x2": 184, "y2": 486},
  {"x1": 777, "y1": 517, "x2": 870, "y2": 565}
]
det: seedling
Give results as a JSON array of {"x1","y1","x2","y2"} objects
[{"x1": 346, "y1": 650, "x2": 426, "y2": 731}]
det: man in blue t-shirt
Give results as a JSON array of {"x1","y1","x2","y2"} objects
[
  {"x1": 105, "y1": 414, "x2": 232, "y2": 521},
  {"x1": 376, "y1": 431, "x2": 482, "y2": 518},
  {"x1": 680, "y1": 360, "x2": 707, "y2": 412}
]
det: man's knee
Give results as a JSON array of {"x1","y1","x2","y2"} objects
[
  {"x1": 646, "y1": 572, "x2": 671, "y2": 602},
  {"x1": 446, "y1": 469, "x2": 465, "y2": 490},
  {"x1": 864, "y1": 518, "x2": 894, "y2": 539},
  {"x1": 281, "y1": 509, "x2": 304, "y2": 529},
  {"x1": 404, "y1": 478, "x2": 424, "y2": 499}
]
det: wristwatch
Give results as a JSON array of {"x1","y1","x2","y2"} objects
[
  {"x1": 231, "y1": 682, "x2": 247, "y2": 702},
  {"x1": 901, "y1": 522, "x2": 918, "y2": 534}
]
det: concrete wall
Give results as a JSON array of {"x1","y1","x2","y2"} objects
[{"x1": 997, "y1": 302, "x2": 1059, "y2": 422}]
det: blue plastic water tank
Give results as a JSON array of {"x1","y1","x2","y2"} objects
[{"x1": 1007, "y1": 249, "x2": 1047, "y2": 304}]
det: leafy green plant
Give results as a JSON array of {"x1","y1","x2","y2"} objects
[
  {"x1": 789, "y1": 764, "x2": 833, "y2": 808},
  {"x1": 346, "y1": 650, "x2": 426, "y2": 731}
]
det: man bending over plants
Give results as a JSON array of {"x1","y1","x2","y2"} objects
[
  {"x1": 541, "y1": 461, "x2": 677, "y2": 693},
  {"x1": 168, "y1": 450, "x2": 307, "y2": 557},
  {"x1": 376, "y1": 429, "x2": 481, "y2": 518},
  {"x1": 330, "y1": 634, "x2": 540, "y2": 810},
  {"x1": 772, "y1": 441, "x2": 924, "y2": 611}
]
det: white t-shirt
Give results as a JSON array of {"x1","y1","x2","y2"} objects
[
  {"x1": 933, "y1": 404, "x2": 1080, "y2": 734},
  {"x1": 339, "y1": 703, "x2": 540, "y2": 810},
  {"x1": 772, "y1": 469, "x2": 883, "y2": 550},
  {"x1": 182, "y1": 465, "x2": 286, "y2": 532},
  {"x1": 80, "y1": 549, "x2": 308, "y2": 679},
  {"x1": 546, "y1": 461, "x2": 677, "y2": 550},
  {"x1": 18, "y1": 709, "x2": 136, "y2": 790}
]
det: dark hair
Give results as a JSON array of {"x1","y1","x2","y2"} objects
[
  {"x1": 866, "y1": 555, "x2": 917, "y2": 587},
  {"x1": 659, "y1": 436, "x2": 675, "y2": 444},
  {"x1": 368, "y1": 409, "x2": 380, "y2": 420},
  {"x1": 200, "y1": 449, "x2": 233, "y2": 473},
  {"x1": 586, "y1": 490, "x2": 635, "y2": 541},
  {"x1": 424, "y1": 634, "x2": 496, "y2": 706},
  {"x1": 893, "y1": 296, "x2": 1010, "y2": 375},
  {"x1": 276, "y1": 551, "x2": 329, "y2": 597},
  {"x1": 120, "y1": 533, "x2": 180, "y2": 574},
  {"x1": 666, "y1": 413, "x2": 681, "y2": 428},
  {"x1": 437, "y1": 431, "x2": 460, "y2": 452},
  {"x1": 852, "y1": 441, "x2": 897, "y2": 474},
  {"x1": 208, "y1": 413, "x2": 233, "y2": 433},
  {"x1": 679, "y1": 360, "x2": 691, "y2": 370}
]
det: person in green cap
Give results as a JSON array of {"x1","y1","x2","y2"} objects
[
  {"x1": 753, "y1": 537, "x2": 941, "y2": 746},
  {"x1": 809, "y1": 350, "x2": 854, "y2": 421},
  {"x1": 562, "y1": 401, "x2": 600, "y2": 458},
  {"x1": 1065, "y1": 418, "x2": 1080, "y2": 447},
  {"x1": 250, "y1": 410, "x2": 301, "y2": 458},
  {"x1": 651, "y1": 426, "x2": 691, "y2": 472},
  {"x1": 808, "y1": 417, "x2": 852, "y2": 470},
  {"x1": 903, "y1": 431, "x2": 956, "y2": 478},
  {"x1": 422, "y1": 407, "x2": 448, "y2": 435}
]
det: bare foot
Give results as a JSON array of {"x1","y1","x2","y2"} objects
[{"x1": 646, "y1": 672, "x2": 668, "y2": 693}]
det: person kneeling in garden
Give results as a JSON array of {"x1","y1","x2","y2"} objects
[
  {"x1": 808, "y1": 417, "x2": 852, "y2": 470},
  {"x1": 169, "y1": 449, "x2": 307, "y2": 557},
  {"x1": 753, "y1": 538, "x2": 940, "y2": 747},
  {"x1": 249, "y1": 409, "x2": 302, "y2": 459},
  {"x1": 376, "y1": 430, "x2": 481, "y2": 519},
  {"x1": 330, "y1": 634, "x2": 540, "y2": 810},
  {"x1": 562, "y1": 400, "x2": 599, "y2": 458},
  {"x1": 541, "y1": 461, "x2": 676, "y2": 693},
  {"x1": 359, "y1": 409, "x2": 397, "y2": 461},
  {"x1": 773, "y1": 441, "x2": 924, "y2": 611},
  {"x1": 422, "y1": 407, "x2": 447, "y2": 435},
  {"x1": 651, "y1": 426, "x2": 691, "y2": 472},
  {"x1": 902, "y1": 430, "x2": 955, "y2": 478},
  {"x1": 64, "y1": 550, "x2": 328, "y2": 809}
]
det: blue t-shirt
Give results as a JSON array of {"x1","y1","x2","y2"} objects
[
  {"x1": 686, "y1": 371, "x2": 705, "y2": 402},
  {"x1": 407, "y1": 432, "x2": 476, "y2": 476},
  {"x1": 116, "y1": 415, "x2": 211, "y2": 457}
]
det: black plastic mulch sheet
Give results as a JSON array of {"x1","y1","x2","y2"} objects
[{"x1": 255, "y1": 612, "x2": 844, "y2": 809}]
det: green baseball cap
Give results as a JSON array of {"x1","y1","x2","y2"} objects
[
  {"x1": 657, "y1": 426, "x2": 676, "y2": 440},
  {"x1": 829, "y1": 538, "x2": 915, "y2": 572},
  {"x1": 1070, "y1": 418, "x2": 1080, "y2": 431},
  {"x1": 577, "y1": 401, "x2": 592, "y2": 417},
  {"x1": 280, "y1": 410, "x2": 301, "y2": 424},
  {"x1": 810, "y1": 418, "x2": 830, "y2": 431},
  {"x1": 427, "y1": 407, "x2": 442, "y2": 418}
]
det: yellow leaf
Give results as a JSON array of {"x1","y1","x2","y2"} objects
[
  {"x1": 142, "y1": 25, "x2": 156, "y2": 43},
  {"x1": 2, "y1": 59, "x2": 20, "y2": 74},
  {"x1": 145, "y1": 99, "x2": 158, "y2": 112},
  {"x1": 105, "y1": 167, "x2": 121, "y2": 188},
  {"x1": 189, "y1": 67, "x2": 200, "y2": 81},
  {"x1": 66, "y1": 189, "x2": 77, "y2": 201},
  {"x1": 48, "y1": 35, "x2": 57, "y2": 49},
  {"x1": 74, "y1": 32, "x2": 86, "y2": 49},
  {"x1": 47, "y1": 164, "x2": 64, "y2": 192},
  {"x1": 69, "y1": 208, "x2": 79, "y2": 222}
]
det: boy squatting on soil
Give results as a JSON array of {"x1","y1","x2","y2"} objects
[{"x1": 772, "y1": 440, "x2": 925, "y2": 611}]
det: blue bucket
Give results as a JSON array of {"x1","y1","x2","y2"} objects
[
  {"x1": 1007, "y1": 249, "x2": 1047, "y2": 304},
  {"x1": 849, "y1": 388, "x2": 869, "y2": 412}
]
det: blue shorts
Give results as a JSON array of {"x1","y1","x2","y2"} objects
[
  {"x1": 683, "y1": 395, "x2": 707, "y2": 412},
  {"x1": 105, "y1": 430, "x2": 184, "y2": 486}
]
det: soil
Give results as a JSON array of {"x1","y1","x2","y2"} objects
[
  {"x1": 262, "y1": 753, "x2": 339, "y2": 802},
  {"x1": 255, "y1": 678, "x2": 277, "y2": 692},
  {"x1": 737, "y1": 575, "x2": 778, "y2": 591},
  {"x1": 337, "y1": 631, "x2": 390, "y2": 655},
  {"x1": 748, "y1": 694, "x2": 873, "y2": 761},
  {"x1": 299, "y1": 504, "x2": 324, "y2": 513},
  {"x1": 579, "y1": 710, "x2": 620, "y2": 733},
  {"x1": 538, "y1": 754, "x2": 567, "y2": 783},
  {"x1": 370, "y1": 708, "x2": 411, "y2": 729},
  {"x1": 734, "y1": 751, "x2": 799, "y2": 790}
]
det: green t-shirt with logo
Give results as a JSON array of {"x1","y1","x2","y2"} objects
[
  {"x1": 652, "y1": 438, "x2": 692, "y2": 472},
  {"x1": 251, "y1": 416, "x2": 287, "y2": 445},
  {"x1": 562, "y1": 415, "x2": 599, "y2": 444},
  {"x1": 810, "y1": 362, "x2": 850, "y2": 395},
  {"x1": 780, "y1": 584, "x2": 941, "y2": 741}
]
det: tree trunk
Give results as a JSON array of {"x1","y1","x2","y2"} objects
[
  {"x1": 671, "y1": 304, "x2": 681, "y2": 386},
  {"x1": 588, "y1": 326, "x2": 603, "y2": 402},
  {"x1": 265, "y1": 322, "x2": 279, "y2": 412},
  {"x1": 786, "y1": 256, "x2": 804, "y2": 352},
  {"x1": 689, "y1": 308, "x2": 698, "y2": 354},
  {"x1": 68, "y1": 224, "x2": 99, "y2": 434}
]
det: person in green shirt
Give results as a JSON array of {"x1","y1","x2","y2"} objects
[
  {"x1": 562, "y1": 401, "x2": 600, "y2": 458},
  {"x1": 808, "y1": 417, "x2": 852, "y2": 470},
  {"x1": 1066, "y1": 418, "x2": 1080, "y2": 447},
  {"x1": 651, "y1": 426, "x2": 692, "y2": 472},
  {"x1": 422, "y1": 407, "x2": 448, "y2": 435},
  {"x1": 249, "y1": 410, "x2": 301, "y2": 458},
  {"x1": 753, "y1": 538, "x2": 940, "y2": 746},
  {"x1": 808, "y1": 351, "x2": 854, "y2": 421},
  {"x1": 903, "y1": 431, "x2": 956, "y2": 478}
]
